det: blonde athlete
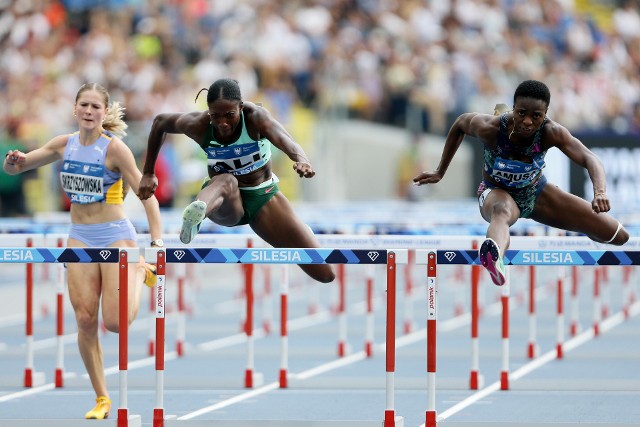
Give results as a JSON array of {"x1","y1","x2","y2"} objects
[
  {"x1": 413, "y1": 80, "x2": 629, "y2": 286},
  {"x1": 3, "y1": 83, "x2": 163, "y2": 419}
]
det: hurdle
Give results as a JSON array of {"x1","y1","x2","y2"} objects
[
  {"x1": 0, "y1": 246, "x2": 141, "y2": 426},
  {"x1": 146, "y1": 246, "x2": 406, "y2": 427},
  {"x1": 0, "y1": 233, "x2": 53, "y2": 388},
  {"x1": 416, "y1": 248, "x2": 640, "y2": 427},
  {"x1": 138, "y1": 234, "x2": 254, "y2": 358}
]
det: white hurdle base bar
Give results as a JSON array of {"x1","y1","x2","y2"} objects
[
  {"x1": 60, "y1": 374, "x2": 265, "y2": 390},
  {"x1": 163, "y1": 417, "x2": 403, "y2": 426},
  {"x1": 1, "y1": 372, "x2": 47, "y2": 388},
  {"x1": 0, "y1": 415, "x2": 141, "y2": 426},
  {"x1": 286, "y1": 376, "x2": 470, "y2": 390},
  {"x1": 439, "y1": 423, "x2": 638, "y2": 427}
]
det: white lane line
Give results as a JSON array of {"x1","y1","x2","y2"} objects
[
  {"x1": 195, "y1": 296, "x2": 380, "y2": 351},
  {"x1": 99, "y1": 351, "x2": 179, "y2": 377},
  {"x1": 178, "y1": 296, "x2": 510, "y2": 420},
  {"x1": 0, "y1": 372, "x2": 78, "y2": 402},
  {"x1": 426, "y1": 300, "x2": 640, "y2": 425},
  {"x1": 0, "y1": 281, "x2": 522, "y2": 407},
  {"x1": 293, "y1": 352, "x2": 368, "y2": 380},
  {"x1": 179, "y1": 382, "x2": 281, "y2": 420},
  {"x1": 197, "y1": 330, "x2": 266, "y2": 352}
]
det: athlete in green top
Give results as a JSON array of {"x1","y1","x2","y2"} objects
[{"x1": 138, "y1": 78, "x2": 335, "y2": 283}]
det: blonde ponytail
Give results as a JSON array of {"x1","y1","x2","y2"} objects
[{"x1": 103, "y1": 101, "x2": 128, "y2": 138}]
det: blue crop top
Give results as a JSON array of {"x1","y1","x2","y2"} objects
[
  {"x1": 60, "y1": 131, "x2": 124, "y2": 204},
  {"x1": 482, "y1": 113, "x2": 548, "y2": 188}
]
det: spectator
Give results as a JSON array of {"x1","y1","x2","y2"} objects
[
  {"x1": 0, "y1": 120, "x2": 28, "y2": 216},
  {"x1": 1, "y1": 0, "x2": 639, "y2": 211}
]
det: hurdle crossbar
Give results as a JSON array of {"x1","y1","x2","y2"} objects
[
  {"x1": 147, "y1": 247, "x2": 406, "y2": 427},
  {"x1": 0, "y1": 247, "x2": 140, "y2": 427},
  {"x1": 416, "y1": 248, "x2": 640, "y2": 427}
]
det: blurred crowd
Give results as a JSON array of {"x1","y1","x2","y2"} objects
[
  {"x1": 1, "y1": 0, "x2": 640, "y2": 215},
  {"x1": 2, "y1": 0, "x2": 640, "y2": 136}
]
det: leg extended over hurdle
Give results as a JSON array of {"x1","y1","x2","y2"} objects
[
  {"x1": 416, "y1": 247, "x2": 640, "y2": 427},
  {"x1": 0, "y1": 246, "x2": 142, "y2": 427},
  {"x1": 146, "y1": 246, "x2": 407, "y2": 427}
]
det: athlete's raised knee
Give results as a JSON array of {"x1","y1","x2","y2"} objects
[{"x1": 488, "y1": 201, "x2": 517, "y2": 221}]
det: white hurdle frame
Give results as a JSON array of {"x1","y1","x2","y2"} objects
[
  {"x1": 416, "y1": 247, "x2": 640, "y2": 427},
  {"x1": 147, "y1": 246, "x2": 407, "y2": 427},
  {"x1": 0, "y1": 246, "x2": 142, "y2": 427}
]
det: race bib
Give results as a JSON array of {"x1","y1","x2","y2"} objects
[
  {"x1": 489, "y1": 156, "x2": 544, "y2": 188},
  {"x1": 60, "y1": 160, "x2": 105, "y2": 204},
  {"x1": 206, "y1": 142, "x2": 266, "y2": 175}
]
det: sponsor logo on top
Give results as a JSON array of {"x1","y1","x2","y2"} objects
[
  {"x1": 250, "y1": 250, "x2": 303, "y2": 262},
  {"x1": 520, "y1": 251, "x2": 575, "y2": 264},
  {"x1": 0, "y1": 249, "x2": 35, "y2": 261}
]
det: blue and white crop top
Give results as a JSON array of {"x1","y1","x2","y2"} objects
[
  {"x1": 199, "y1": 112, "x2": 272, "y2": 176},
  {"x1": 60, "y1": 131, "x2": 124, "y2": 204},
  {"x1": 482, "y1": 113, "x2": 548, "y2": 188}
]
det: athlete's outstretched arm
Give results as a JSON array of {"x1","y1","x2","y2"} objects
[
  {"x1": 413, "y1": 113, "x2": 496, "y2": 186},
  {"x1": 109, "y1": 138, "x2": 163, "y2": 240},
  {"x1": 545, "y1": 121, "x2": 610, "y2": 213},
  {"x1": 138, "y1": 111, "x2": 200, "y2": 200},
  {"x1": 3, "y1": 134, "x2": 67, "y2": 175},
  {"x1": 250, "y1": 105, "x2": 315, "y2": 178}
]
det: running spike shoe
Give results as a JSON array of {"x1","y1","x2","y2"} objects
[
  {"x1": 144, "y1": 264, "x2": 157, "y2": 288},
  {"x1": 85, "y1": 396, "x2": 111, "y2": 419},
  {"x1": 479, "y1": 238, "x2": 506, "y2": 286},
  {"x1": 180, "y1": 200, "x2": 207, "y2": 244}
]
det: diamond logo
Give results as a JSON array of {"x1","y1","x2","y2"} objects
[
  {"x1": 367, "y1": 251, "x2": 380, "y2": 261},
  {"x1": 174, "y1": 250, "x2": 185, "y2": 260},
  {"x1": 444, "y1": 251, "x2": 456, "y2": 262},
  {"x1": 99, "y1": 250, "x2": 111, "y2": 260}
]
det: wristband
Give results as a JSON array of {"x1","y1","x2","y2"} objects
[{"x1": 150, "y1": 239, "x2": 164, "y2": 247}]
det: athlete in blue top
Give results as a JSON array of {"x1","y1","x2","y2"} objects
[
  {"x1": 138, "y1": 78, "x2": 335, "y2": 284},
  {"x1": 3, "y1": 83, "x2": 163, "y2": 419},
  {"x1": 413, "y1": 80, "x2": 629, "y2": 286}
]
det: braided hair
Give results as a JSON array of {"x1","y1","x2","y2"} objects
[{"x1": 194, "y1": 78, "x2": 243, "y2": 104}]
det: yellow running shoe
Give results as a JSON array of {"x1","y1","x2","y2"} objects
[
  {"x1": 85, "y1": 396, "x2": 111, "y2": 419},
  {"x1": 144, "y1": 264, "x2": 157, "y2": 288}
]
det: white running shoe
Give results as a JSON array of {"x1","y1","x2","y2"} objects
[{"x1": 180, "y1": 200, "x2": 207, "y2": 244}]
